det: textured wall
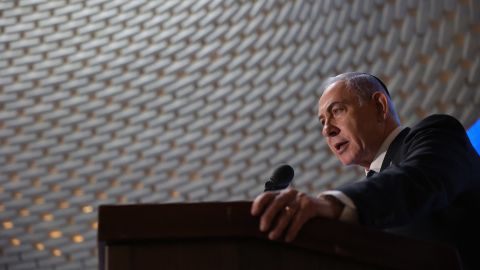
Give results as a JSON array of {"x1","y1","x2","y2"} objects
[{"x1": 1, "y1": 0, "x2": 479, "y2": 269}]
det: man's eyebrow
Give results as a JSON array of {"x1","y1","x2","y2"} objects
[{"x1": 318, "y1": 101, "x2": 342, "y2": 120}]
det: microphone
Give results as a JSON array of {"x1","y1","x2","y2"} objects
[{"x1": 264, "y1": 164, "x2": 294, "y2": 192}]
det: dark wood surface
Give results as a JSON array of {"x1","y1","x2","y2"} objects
[{"x1": 98, "y1": 201, "x2": 461, "y2": 270}]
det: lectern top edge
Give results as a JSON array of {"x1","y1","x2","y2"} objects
[{"x1": 98, "y1": 201, "x2": 461, "y2": 270}]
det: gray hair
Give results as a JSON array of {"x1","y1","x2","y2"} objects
[{"x1": 321, "y1": 72, "x2": 400, "y2": 122}]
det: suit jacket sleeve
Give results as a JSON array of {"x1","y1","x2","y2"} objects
[{"x1": 338, "y1": 114, "x2": 480, "y2": 228}]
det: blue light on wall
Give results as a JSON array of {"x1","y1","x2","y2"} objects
[{"x1": 467, "y1": 118, "x2": 480, "y2": 155}]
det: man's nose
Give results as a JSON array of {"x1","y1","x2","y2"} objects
[{"x1": 322, "y1": 120, "x2": 339, "y2": 137}]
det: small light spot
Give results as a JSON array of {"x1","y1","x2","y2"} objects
[
  {"x1": 110, "y1": 180, "x2": 119, "y2": 187},
  {"x1": 11, "y1": 173, "x2": 19, "y2": 182},
  {"x1": 168, "y1": 171, "x2": 178, "y2": 179},
  {"x1": 51, "y1": 184, "x2": 61, "y2": 192},
  {"x1": 33, "y1": 179, "x2": 41, "y2": 188},
  {"x1": 34, "y1": 196, "x2": 44, "y2": 205},
  {"x1": 214, "y1": 173, "x2": 223, "y2": 181},
  {"x1": 35, "y1": 243, "x2": 45, "y2": 251},
  {"x1": 133, "y1": 182, "x2": 143, "y2": 190},
  {"x1": 42, "y1": 213, "x2": 54, "y2": 221},
  {"x1": 96, "y1": 192, "x2": 107, "y2": 200},
  {"x1": 52, "y1": 249, "x2": 62, "y2": 256},
  {"x1": 11, "y1": 238, "x2": 21, "y2": 246},
  {"x1": 59, "y1": 201, "x2": 69, "y2": 209},
  {"x1": 190, "y1": 172, "x2": 200, "y2": 181},
  {"x1": 170, "y1": 191, "x2": 179, "y2": 198},
  {"x1": 82, "y1": 206, "x2": 93, "y2": 213},
  {"x1": 67, "y1": 217, "x2": 75, "y2": 225},
  {"x1": 3, "y1": 221, "x2": 13, "y2": 229},
  {"x1": 73, "y1": 188, "x2": 83, "y2": 197},
  {"x1": 72, "y1": 234, "x2": 84, "y2": 243},
  {"x1": 87, "y1": 176, "x2": 96, "y2": 184},
  {"x1": 91, "y1": 221, "x2": 98, "y2": 230},
  {"x1": 49, "y1": 230, "x2": 62, "y2": 239},
  {"x1": 19, "y1": 208, "x2": 30, "y2": 217},
  {"x1": 439, "y1": 70, "x2": 450, "y2": 83}
]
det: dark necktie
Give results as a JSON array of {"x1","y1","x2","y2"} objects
[{"x1": 367, "y1": 170, "x2": 377, "y2": 178}]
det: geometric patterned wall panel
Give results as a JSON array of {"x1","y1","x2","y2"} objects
[{"x1": 1, "y1": 0, "x2": 479, "y2": 269}]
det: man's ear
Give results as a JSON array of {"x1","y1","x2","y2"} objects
[{"x1": 372, "y1": 92, "x2": 389, "y2": 121}]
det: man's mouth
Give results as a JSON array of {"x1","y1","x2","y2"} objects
[{"x1": 334, "y1": 141, "x2": 349, "y2": 154}]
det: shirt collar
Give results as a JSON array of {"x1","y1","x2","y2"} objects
[{"x1": 365, "y1": 126, "x2": 404, "y2": 175}]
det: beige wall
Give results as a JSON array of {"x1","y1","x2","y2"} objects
[{"x1": 0, "y1": 0, "x2": 479, "y2": 269}]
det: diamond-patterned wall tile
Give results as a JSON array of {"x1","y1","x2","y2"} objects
[{"x1": 1, "y1": 0, "x2": 480, "y2": 269}]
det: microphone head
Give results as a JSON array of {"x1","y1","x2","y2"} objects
[{"x1": 264, "y1": 164, "x2": 294, "y2": 192}]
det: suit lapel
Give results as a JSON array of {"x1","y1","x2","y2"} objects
[{"x1": 380, "y1": 128, "x2": 410, "y2": 171}]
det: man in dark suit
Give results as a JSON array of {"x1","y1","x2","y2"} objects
[{"x1": 251, "y1": 72, "x2": 480, "y2": 269}]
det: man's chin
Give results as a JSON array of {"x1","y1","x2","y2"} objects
[
  {"x1": 338, "y1": 156, "x2": 353, "y2": 166},
  {"x1": 337, "y1": 153, "x2": 360, "y2": 166}
]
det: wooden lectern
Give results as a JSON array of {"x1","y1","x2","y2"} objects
[{"x1": 98, "y1": 202, "x2": 461, "y2": 270}]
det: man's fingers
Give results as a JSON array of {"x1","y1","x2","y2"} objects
[
  {"x1": 285, "y1": 193, "x2": 319, "y2": 242},
  {"x1": 259, "y1": 189, "x2": 297, "y2": 232},
  {"x1": 267, "y1": 206, "x2": 295, "y2": 240},
  {"x1": 259, "y1": 199, "x2": 280, "y2": 232},
  {"x1": 284, "y1": 209, "x2": 308, "y2": 242},
  {"x1": 252, "y1": 191, "x2": 333, "y2": 243},
  {"x1": 251, "y1": 192, "x2": 275, "y2": 216}
]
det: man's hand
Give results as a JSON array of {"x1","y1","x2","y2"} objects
[{"x1": 250, "y1": 188, "x2": 344, "y2": 242}]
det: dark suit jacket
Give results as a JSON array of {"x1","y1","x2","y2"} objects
[{"x1": 338, "y1": 114, "x2": 480, "y2": 269}]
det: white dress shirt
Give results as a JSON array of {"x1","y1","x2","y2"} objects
[{"x1": 319, "y1": 126, "x2": 404, "y2": 223}]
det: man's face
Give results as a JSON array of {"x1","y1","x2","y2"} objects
[{"x1": 317, "y1": 82, "x2": 384, "y2": 168}]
